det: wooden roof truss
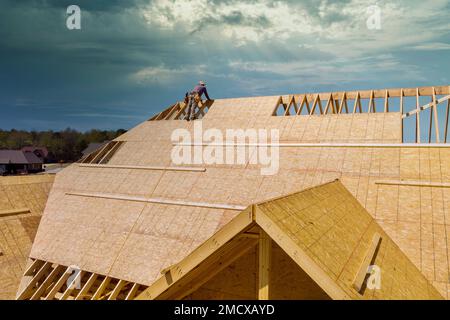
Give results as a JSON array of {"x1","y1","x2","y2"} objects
[
  {"x1": 271, "y1": 85, "x2": 450, "y2": 144},
  {"x1": 16, "y1": 259, "x2": 148, "y2": 300}
]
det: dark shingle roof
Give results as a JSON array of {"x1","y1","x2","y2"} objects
[{"x1": 0, "y1": 150, "x2": 43, "y2": 164}]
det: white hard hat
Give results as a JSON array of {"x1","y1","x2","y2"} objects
[{"x1": 199, "y1": 81, "x2": 206, "y2": 86}]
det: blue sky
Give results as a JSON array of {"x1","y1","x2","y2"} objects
[{"x1": 0, "y1": 0, "x2": 449, "y2": 131}]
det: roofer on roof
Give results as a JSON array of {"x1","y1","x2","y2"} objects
[{"x1": 185, "y1": 81, "x2": 212, "y2": 121}]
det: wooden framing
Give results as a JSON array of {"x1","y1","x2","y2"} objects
[
  {"x1": 445, "y1": 98, "x2": 450, "y2": 143},
  {"x1": 17, "y1": 261, "x2": 52, "y2": 300},
  {"x1": 338, "y1": 92, "x2": 348, "y2": 114},
  {"x1": 297, "y1": 95, "x2": 310, "y2": 115},
  {"x1": 353, "y1": 233, "x2": 382, "y2": 292},
  {"x1": 258, "y1": 230, "x2": 271, "y2": 300},
  {"x1": 59, "y1": 271, "x2": 85, "y2": 300},
  {"x1": 269, "y1": 85, "x2": 450, "y2": 144},
  {"x1": 23, "y1": 259, "x2": 44, "y2": 277},
  {"x1": 80, "y1": 141, "x2": 124, "y2": 165},
  {"x1": 66, "y1": 191, "x2": 247, "y2": 211},
  {"x1": 353, "y1": 91, "x2": 362, "y2": 113},
  {"x1": 78, "y1": 164, "x2": 206, "y2": 172},
  {"x1": 415, "y1": 88, "x2": 421, "y2": 143},
  {"x1": 29, "y1": 265, "x2": 65, "y2": 300},
  {"x1": 368, "y1": 90, "x2": 376, "y2": 113},
  {"x1": 310, "y1": 94, "x2": 323, "y2": 115},
  {"x1": 136, "y1": 203, "x2": 350, "y2": 300},
  {"x1": 108, "y1": 280, "x2": 128, "y2": 300},
  {"x1": 44, "y1": 267, "x2": 73, "y2": 300},
  {"x1": 375, "y1": 180, "x2": 450, "y2": 188},
  {"x1": 0, "y1": 208, "x2": 30, "y2": 217},
  {"x1": 91, "y1": 276, "x2": 111, "y2": 300},
  {"x1": 125, "y1": 283, "x2": 141, "y2": 300},
  {"x1": 75, "y1": 273, "x2": 98, "y2": 300},
  {"x1": 17, "y1": 260, "x2": 147, "y2": 300}
]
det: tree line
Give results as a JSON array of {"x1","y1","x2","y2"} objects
[{"x1": 0, "y1": 128, "x2": 127, "y2": 162}]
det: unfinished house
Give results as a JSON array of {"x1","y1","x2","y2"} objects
[
  {"x1": 15, "y1": 85, "x2": 450, "y2": 300},
  {"x1": 0, "y1": 175, "x2": 54, "y2": 299}
]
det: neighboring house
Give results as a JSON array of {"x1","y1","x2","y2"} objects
[
  {"x1": 81, "y1": 141, "x2": 109, "y2": 158},
  {"x1": 0, "y1": 150, "x2": 43, "y2": 175},
  {"x1": 21, "y1": 146, "x2": 50, "y2": 162}
]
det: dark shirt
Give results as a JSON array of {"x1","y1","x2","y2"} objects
[{"x1": 192, "y1": 85, "x2": 211, "y2": 100}]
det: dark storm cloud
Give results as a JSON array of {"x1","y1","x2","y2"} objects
[{"x1": 0, "y1": 0, "x2": 449, "y2": 131}]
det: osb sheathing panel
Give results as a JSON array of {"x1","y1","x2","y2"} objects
[
  {"x1": 0, "y1": 175, "x2": 54, "y2": 299},
  {"x1": 258, "y1": 181, "x2": 443, "y2": 300},
  {"x1": 27, "y1": 96, "x2": 449, "y2": 298}
]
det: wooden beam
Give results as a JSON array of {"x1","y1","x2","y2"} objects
[
  {"x1": 79, "y1": 163, "x2": 206, "y2": 172},
  {"x1": 310, "y1": 94, "x2": 323, "y2": 115},
  {"x1": 416, "y1": 88, "x2": 421, "y2": 143},
  {"x1": 88, "y1": 142, "x2": 111, "y2": 164},
  {"x1": 30, "y1": 265, "x2": 65, "y2": 300},
  {"x1": 432, "y1": 87, "x2": 440, "y2": 143},
  {"x1": 91, "y1": 276, "x2": 112, "y2": 300},
  {"x1": 353, "y1": 233, "x2": 382, "y2": 292},
  {"x1": 75, "y1": 273, "x2": 98, "y2": 300},
  {"x1": 297, "y1": 95, "x2": 310, "y2": 115},
  {"x1": 399, "y1": 89, "x2": 404, "y2": 114},
  {"x1": 17, "y1": 261, "x2": 52, "y2": 300},
  {"x1": 272, "y1": 96, "x2": 283, "y2": 116},
  {"x1": 403, "y1": 94, "x2": 450, "y2": 118},
  {"x1": 23, "y1": 259, "x2": 43, "y2": 277},
  {"x1": 353, "y1": 92, "x2": 362, "y2": 113},
  {"x1": 66, "y1": 192, "x2": 247, "y2": 211},
  {"x1": 98, "y1": 141, "x2": 122, "y2": 164},
  {"x1": 429, "y1": 96, "x2": 433, "y2": 143},
  {"x1": 44, "y1": 267, "x2": 73, "y2": 300},
  {"x1": 324, "y1": 94, "x2": 335, "y2": 114},
  {"x1": 375, "y1": 180, "x2": 450, "y2": 188},
  {"x1": 176, "y1": 142, "x2": 450, "y2": 148},
  {"x1": 294, "y1": 85, "x2": 450, "y2": 101},
  {"x1": 125, "y1": 283, "x2": 141, "y2": 300},
  {"x1": 0, "y1": 208, "x2": 30, "y2": 217},
  {"x1": 174, "y1": 103, "x2": 188, "y2": 120},
  {"x1": 445, "y1": 98, "x2": 450, "y2": 143},
  {"x1": 108, "y1": 279, "x2": 128, "y2": 300},
  {"x1": 384, "y1": 90, "x2": 389, "y2": 112},
  {"x1": 258, "y1": 230, "x2": 271, "y2": 300},
  {"x1": 338, "y1": 92, "x2": 348, "y2": 114},
  {"x1": 368, "y1": 90, "x2": 375, "y2": 113}
]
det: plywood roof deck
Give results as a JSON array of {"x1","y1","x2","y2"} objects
[
  {"x1": 0, "y1": 174, "x2": 54, "y2": 299},
  {"x1": 22, "y1": 85, "x2": 450, "y2": 299},
  {"x1": 136, "y1": 181, "x2": 442, "y2": 300}
]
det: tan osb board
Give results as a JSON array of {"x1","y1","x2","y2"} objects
[
  {"x1": 137, "y1": 180, "x2": 441, "y2": 300},
  {"x1": 25, "y1": 93, "x2": 450, "y2": 299},
  {"x1": 256, "y1": 180, "x2": 443, "y2": 300},
  {"x1": 0, "y1": 174, "x2": 54, "y2": 299}
]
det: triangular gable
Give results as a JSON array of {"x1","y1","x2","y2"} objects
[{"x1": 137, "y1": 180, "x2": 443, "y2": 300}]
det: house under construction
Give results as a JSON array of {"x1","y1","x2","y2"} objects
[{"x1": 14, "y1": 85, "x2": 450, "y2": 300}]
